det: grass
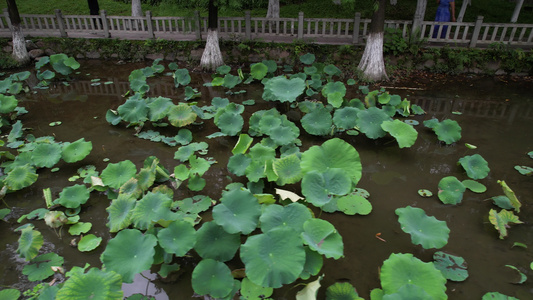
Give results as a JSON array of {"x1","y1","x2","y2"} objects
[{"x1": 0, "y1": 0, "x2": 531, "y2": 23}]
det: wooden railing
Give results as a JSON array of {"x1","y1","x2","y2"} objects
[{"x1": 1, "y1": 9, "x2": 532, "y2": 48}]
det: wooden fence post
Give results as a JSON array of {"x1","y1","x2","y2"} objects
[
  {"x1": 100, "y1": 10, "x2": 110, "y2": 38},
  {"x1": 352, "y1": 12, "x2": 361, "y2": 44},
  {"x1": 55, "y1": 9, "x2": 67, "y2": 38},
  {"x1": 146, "y1": 11, "x2": 154, "y2": 39},
  {"x1": 245, "y1": 10, "x2": 251, "y2": 40},
  {"x1": 298, "y1": 12, "x2": 304, "y2": 39},
  {"x1": 194, "y1": 10, "x2": 202, "y2": 40},
  {"x1": 469, "y1": 16, "x2": 484, "y2": 48}
]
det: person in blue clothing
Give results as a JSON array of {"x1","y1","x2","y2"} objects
[{"x1": 433, "y1": 0, "x2": 456, "y2": 38}]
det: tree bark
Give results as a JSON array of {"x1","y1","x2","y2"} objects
[
  {"x1": 6, "y1": 0, "x2": 29, "y2": 64},
  {"x1": 510, "y1": 0, "x2": 524, "y2": 23},
  {"x1": 200, "y1": 0, "x2": 224, "y2": 71},
  {"x1": 412, "y1": 0, "x2": 427, "y2": 32},
  {"x1": 357, "y1": 0, "x2": 388, "y2": 81},
  {"x1": 132, "y1": 0, "x2": 143, "y2": 17},
  {"x1": 266, "y1": 0, "x2": 280, "y2": 19},
  {"x1": 457, "y1": 0, "x2": 470, "y2": 22}
]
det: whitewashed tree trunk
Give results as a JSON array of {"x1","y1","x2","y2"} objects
[
  {"x1": 200, "y1": 29, "x2": 224, "y2": 71},
  {"x1": 132, "y1": 0, "x2": 142, "y2": 17},
  {"x1": 511, "y1": 0, "x2": 524, "y2": 23},
  {"x1": 412, "y1": 0, "x2": 427, "y2": 34},
  {"x1": 266, "y1": 0, "x2": 280, "y2": 19},
  {"x1": 358, "y1": 32, "x2": 388, "y2": 81},
  {"x1": 457, "y1": 0, "x2": 470, "y2": 22},
  {"x1": 11, "y1": 24, "x2": 29, "y2": 64}
]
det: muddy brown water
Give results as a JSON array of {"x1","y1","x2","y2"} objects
[{"x1": 0, "y1": 60, "x2": 532, "y2": 299}]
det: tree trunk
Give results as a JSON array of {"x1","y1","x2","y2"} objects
[
  {"x1": 357, "y1": 0, "x2": 388, "y2": 81},
  {"x1": 6, "y1": 0, "x2": 29, "y2": 65},
  {"x1": 266, "y1": 0, "x2": 280, "y2": 19},
  {"x1": 510, "y1": 0, "x2": 524, "y2": 23},
  {"x1": 412, "y1": 0, "x2": 427, "y2": 33},
  {"x1": 200, "y1": 0, "x2": 224, "y2": 71},
  {"x1": 457, "y1": 0, "x2": 470, "y2": 22},
  {"x1": 132, "y1": 0, "x2": 143, "y2": 17},
  {"x1": 87, "y1": 0, "x2": 100, "y2": 15}
]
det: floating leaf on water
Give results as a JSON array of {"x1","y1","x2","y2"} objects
[
  {"x1": 333, "y1": 107, "x2": 359, "y2": 130},
  {"x1": 528, "y1": 151, "x2": 533, "y2": 159},
  {"x1": 101, "y1": 160, "x2": 137, "y2": 190},
  {"x1": 325, "y1": 282, "x2": 363, "y2": 300},
  {"x1": 438, "y1": 176, "x2": 466, "y2": 205},
  {"x1": 458, "y1": 154, "x2": 490, "y2": 180},
  {"x1": 346, "y1": 78, "x2": 356, "y2": 86},
  {"x1": 491, "y1": 195, "x2": 514, "y2": 210},
  {"x1": 32, "y1": 143, "x2": 62, "y2": 168},
  {"x1": 17, "y1": 227, "x2": 44, "y2": 261},
  {"x1": 212, "y1": 188, "x2": 261, "y2": 235},
  {"x1": 78, "y1": 234, "x2": 102, "y2": 252},
  {"x1": 157, "y1": 220, "x2": 196, "y2": 256},
  {"x1": 432, "y1": 251, "x2": 469, "y2": 282},
  {"x1": 240, "y1": 277, "x2": 273, "y2": 300},
  {"x1": 104, "y1": 81, "x2": 113, "y2": 85},
  {"x1": 489, "y1": 209, "x2": 524, "y2": 239},
  {"x1": 56, "y1": 268, "x2": 123, "y2": 300},
  {"x1": 353, "y1": 188, "x2": 370, "y2": 198},
  {"x1": 68, "y1": 222, "x2": 92, "y2": 235},
  {"x1": 250, "y1": 62, "x2": 268, "y2": 80},
  {"x1": 452, "y1": 111, "x2": 462, "y2": 115},
  {"x1": 356, "y1": 107, "x2": 391, "y2": 139},
  {"x1": 61, "y1": 138, "x2": 93, "y2": 163},
  {"x1": 505, "y1": 265, "x2": 527, "y2": 284},
  {"x1": 273, "y1": 154, "x2": 302, "y2": 186},
  {"x1": 497, "y1": 180, "x2": 521, "y2": 213},
  {"x1": 418, "y1": 189, "x2": 433, "y2": 197},
  {"x1": 514, "y1": 165, "x2": 533, "y2": 176},
  {"x1": 242, "y1": 99, "x2": 255, "y2": 105},
  {"x1": 462, "y1": 179, "x2": 487, "y2": 193},
  {"x1": 48, "y1": 121, "x2": 62, "y2": 126},
  {"x1": 55, "y1": 184, "x2": 90, "y2": 209},
  {"x1": 465, "y1": 143, "x2": 477, "y2": 149},
  {"x1": 191, "y1": 259, "x2": 235, "y2": 299},
  {"x1": 4, "y1": 165, "x2": 38, "y2": 191},
  {"x1": 337, "y1": 194, "x2": 372, "y2": 215},
  {"x1": 0, "y1": 289, "x2": 20, "y2": 300},
  {"x1": 263, "y1": 76, "x2": 306, "y2": 103},
  {"x1": 404, "y1": 119, "x2": 419, "y2": 125},
  {"x1": 481, "y1": 292, "x2": 520, "y2": 300},
  {"x1": 512, "y1": 242, "x2": 527, "y2": 249},
  {"x1": 302, "y1": 169, "x2": 352, "y2": 207},
  {"x1": 22, "y1": 252, "x2": 64, "y2": 282},
  {"x1": 396, "y1": 206, "x2": 450, "y2": 249},
  {"x1": 260, "y1": 203, "x2": 311, "y2": 234},
  {"x1": 381, "y1": 119, "x2": 418, "y2": 148}
]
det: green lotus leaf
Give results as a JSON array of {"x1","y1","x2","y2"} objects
[
  {"x1": 68, "y1": 222, "x2": 92, "y2": 235},
  {"x1": 462, "y1": 179, "x2": 487, "y2": 193},
  {"x1": 240, "y1": 227, "x2": 306, "y2": 288},
  {"x1": 322, "y1": 81, "x2": 346, "y2": 108},
  {"x1": 101, "y1": 160, "x2": 137, "y2": 190},
  {"x1": 248, "y1": 143, "x2": 276, "y2": 164},
  {"x1": 250, "y1": 62, "x2": 268, "y2": 80},
  {"x1": 497, "y1": 180, "x2": 521, "y2": 213},
  {"x1": 300, "y1": 246, "x2": 324, "y2": 280},
  {"x1": 117, "y1": 97, "x2": 148, "y2": 123},
  {"x1": 423, "y1": 118, "x2": 439, "y2": 129},
  {"x1": 168, "y1": 103, "x2": 197, "y2": 127},
  {"x1": 301, "y1": 218, "x2": 344, "y2": 259},
  {"x1": 333, "y1": 107, "x2": 359, "y2": 130},
  {"x1": 301, "y1": 106, "x2": 333, "y2": 136},
  {"x1": 31, "y1": 143, "x2": 62, "y2": 168},
  {"x1": 304, "y1": 66, "x2": 318, "y2": 75},
  {"x1": 7, "y1": 119, "x2": 23, "y2": 143},
  {"x1": 106, "y1": 109, "x2": 121, "y2": 125},
  {"x1": 356, "y1": 107, "x2": 392, "y2": 139},
  {"x1": 131, "y1": 191, "x2": 175, "y2": 230},
  {"x1": 78, "y1": 234, "x2": 102, "y2": 252},
  {"x1": 270, "y1": 124, "x2": 299, "y2": 146},
  {"x1": 261, "y1": 59, "x2": 277, "y2": 73},
  {"x1": 173, "y1": 128, "x2": 193, "y2": 146},
  {"x1": 240, "y1": 276, "x2": 274, "y2": 299},
  {"x1": 192, "y1": 259, "x2": 234, "y2": 299},
  {"x1": 514, "y1": 165, "x2": 533, "y2": 176},
  {"x1": 395, "y1": 206, "x2": 450, "y2": 249},
  {"x1": 128, "y1": 69, "x2": 149, "y2": 93},
  {"x1": 55, "y1": 184, "x2": 90, "y2": 209},
  {"x1": 4, "y1": 164, "x2": 38, "y2": 191},
  {"x1": 22, "y1": 252, "x2": 64, "y2": 281},
  {"x1": 0, "y1": 94, "x2": 18, "y2": 113},
  {"x1": 188, "y1": 174, "x2": 206, "y2": 191},
  {"x1": 260, "y1": 202, "x2": 312, "y2": 233},
  {"x1": 61, "y1": 138, "x2": 92, "y2": 163},
  {"x1": 44, "y1": 211, "x2": 68, "y2": 228},
  {"x1": 481, "y1": 292, "x2": 519, "y2": 300},
  {"x1": 136, "y1": 168, "x2": 156, "y2": 192},
  {"x1": 488, "y1": 209, "x2": 523, "y2": 239},
  {"x1": 189, "y1": 156, "x2": 211, "y2": 176},
  {"x1": 0, "y1": 289, "x2": 20, "y2": 300},
  {"x1": 212, "y1": 188, "x2": 261, "y2": 235},
  {"x1": 223, "y1": 74, "x2": 242, "y2": 89},
  {"x1": 491, "y1": 195, "x2": 514, "y2": 210},
  {"x1": 157, "y1": 220, "x2": 196, "y2": 256},
  {"x1": 194, "y1": 221, "x2": 240, "y2": 261},
  {"x1": 302, "y1": 169, "x2": 352, "y2": 207},
  {"x1": 337, "y1": 194, "x2": 372, "y2": 215},
  {"x1": 227, "y1": 153, "x2": 251, "y2": 176},
  {"x1": 326, "y1": 282, "x2": 363, "y2": 300},
  {"x1": 433, "y1": 251, "x2": 468, "y2": 282},
  {"x1": 300, "y1": 53, "x2": 316, "y2": 65},
  {"x1": 100, "y1": 229, "x2": 157, "y2": 283},
  {"x1": 458, "y1": 154, "x2": 490, "y2": 180},
  {"x1": 0, "y1": 208, "x2": 10, "y2": 220},
  {"x1": 147, "y1": 96, "x2": 173, "y2": 122},
  {"x1": 437, "y1": 176, "x2": 466, "y2": 205},
  {"x1": 380, "y1": 253, "x2": 447, "y2": 299},
  {"x1": 38, "y1": 69, "x2": 55, "y2": 81},
  {"x1": 50, "y1": 54, "x2": 77, "y2": 76},
  {"x1": 214, "y1": 111, "x2": 243, "y2": 136},
  {"x1": 176, "y1": 195, "x2": 212, "y2": 215},
  {"x1": 382, "y1": 284, "x2": 432, "y2": 300},
  {"x1": 259, "y1": 114, "x2": 282, "y2": 134},
  {"x1": 433, "y1": 119, "x2": 462, "y2": 144},
  {"x1": 56, "y1": 268, "x2": 123, "y2": 300},
  {"x1": 418, "y1": 189, "x2": 433, "y2": 197},
  {"x1": 381, "y1": 119, "x2": 418, "y2": 148},
  {"x1": 17, "y1": 226, "x2": 44, "y2": 261},
  {"x1": 301, "y1": 138, "x2": 362, "y2": 186},
  {"x1": 106, "y1": 194, "x2": 136, "y2": 232},
  {"x1": 173, "y1": 68, "x2": 191, "y2": 87},
  {"x1": 324, "y1": 64, "x2": 341, "y2": 76},
  {"x1": 273, "y1": 154, "x2": 302, "y2": 185},
  {"x1": 232, "y1": 134, "x2": 254, "y2": 155},
  {"x1": 263, "y1": 76, "x2": 306, "y2": 103}
]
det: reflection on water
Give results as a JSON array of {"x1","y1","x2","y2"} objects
[{"x1": 1, "y1": 60, "x2": 532, "y2": 299}]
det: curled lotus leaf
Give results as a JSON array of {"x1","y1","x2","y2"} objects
[
  {"x1": 232, "y1": 134, "x2": 253, "y2": 155},
  {"x1": 192, "y1": 259, "x2": 234, "y2": 299},
  {"x1": 17, "y1": 227, "x2": 44, "y2": 261},
  {"x1": 488, "y1": 209, "x2": 523, "y2": 239},
  {"x1": 101, "y1": 160, "x2": 137, "y2": 190},
  {"x1": 381, "y1": 119, "x2": 418, "y2": 148},
  {"x1": 56, "y1": 268, "x2": 123, "y2": 300},
  {"x1": 437, "y1": 176, "x2": 466, "y2": 205},
  {"x1": 240, "y1": 227, "x2": 306, "y2": 288},
  {"x1": 32, "y1": 143, "x2": 62, "y2": 168},
  {"x1": 380, "y1": 253, "x2": 447, "y2": 299},
  {"x1": 300, "y1": 247, "x2": 323, "y2": 280},
  {"x1": 263, "y1": 76, "x2": 306, "y2": 103},
  {"x1": 117, "y1": 97, "x2": 148, "y2": 123},
  {"x1": 396, "y1": 206, "x2": 450, "y2": 249},
  {"x1": 212, "y1": 188, "x2": 261, "y2": 235},
  {"x1": 458, "y1": 154, "x2": 490, "y2": 180},
  {"x1": 356, "y1": 107, "x2": 392, "y2": 139},
  {"x1": 168, "y1": 103, "x2": 197, "y2": 127},
  {"x1": 301, "y1": 218, "x2": 344, "y2": 259},
  {"x1": 61, "y1": 138, "x2": 92, "y2": 163},
  {"x1": 301, "y1": 106, "x2": 333, "y2": 136},
  {"x1": 4, "y1": 164, "x2": 38, "y2": 191},
  {"x1": 194, "y1": 221, "x2": 240, "y2": 261}
]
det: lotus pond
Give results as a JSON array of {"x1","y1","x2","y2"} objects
[{"x1": 0, "y1": 55, "x2": 532, "y2": 300}]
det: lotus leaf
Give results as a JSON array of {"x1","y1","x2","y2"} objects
[
  {"x1": 189, "y1": 156, "x2": 211, "y2": 176},
  {"x1": 168, "y1": 103, "x2": 197, "y2": 127},
  {"x1": 44, "y1": 211, "x2": 68, "y2": 228},
  {"x1": 4, "y1": 164, "x2": 38, "y2": 191},
  {"x1": 214, "y1": 110, "x2": 243, "y2": 136},
  {"x1": 296, "y1": 275, "x2": 322, "y2": 300},
  {"x1": 31, "y1": 143, "x2": 62, "y2": 168},
  {"x1": 106, "y1": 109, "x2": 121, "y2": 125},
  {"x1": 188, "y1": 174, "x2": 206, "y2": 191},
  {"x1": 212, "y1": 188, "x2": 261, "y2": 234},
  {"x1": 251, "y1": 63, "x2": 268, "y2": 80},
  {"x1": 55, "y1": 184, "x2": 90, "y2": 208},
  {"x1": 192, "y1": 259, "x2": 234, "y2": 299},
  {"x1": 7, "y1": 120, "x2": 23, "y2": 143},
  {"x1": 147, "y1": 96, "x2": 173, "y2": 122},
  {"x1": 0, "y1": 94, "x2": 18, "y2": 113},
  {"x1": 505, "y1": 265, "x2": 527, "y2": 284},
  {"x1": 382, "y1": 284, "x2": 432, "y2": 300},
  {"x1": 301, "y1": 218, "x2": 344, "y2": 259},
  {"x1": 481, "y1": 292, "x2": 519, "y2": 300},
  {"x1": 117, "y1": 97, "x2": 148, "y2": 123},
  {"x1": 396, "y1": 206, "x2": 449, "y2": 249},
  {"x1": 514, "y1": 165, "x2": 533, "y2": 176},
  {"x1": 56, "y1": 268, "x2": 123, "y2": 300},
  {"x1": 173, "y1": 68, "x2": 191, "y2": 87},
  {"x1": 491, "y1": 196, "x2": 514, "y2": 210},
  {"x1": 333, "y1": 107, "x2": 359, "y2": 130},
  {"x1": 136, "y1": 168, "x2": 156, "y2": 192},
  {"x1": 273, "y1": 154, "x2": 302, "y2": 185},
  {"x1": 0, "y1": 289, "x2": 20, "y2": 300},
  {"x1": 432, "y1": 119, "x2": 462, "y2": 144},
  {"x1": 263, "y1": 76, "x2": 306, "y2": 103},
  {"x1": 300, "y1": 247, "x2": 324, "y2": 280},
  {"x1": 232, "y1": 134, "x2": 254, "y2": 155},
  {"x1": 462, "y1": 179, "x2": 487, "y2": 193},
  {"x1": 131, "y1": 191, "x2": 175, "y2": 230},
  {"x1": 128, "y1": 69, "x2": 149, "y2": 93},
  {"x1": 240, "y1": 277, "x2": 274, "y2": 299},
  {"x1": 325, "y1": 282, "x2": 362, "y2": 300},
  {"x1": 69, "y1": 222, "x2": 92, "y2": 235},
  {"x1": 176, "y1": 195, "x2": 212, "y2": 215},
  {"x1": 301, "y1": 106, "x2": 333, "y2": 136},
  {"x1": 78, "y1": 234, "x2": 102, "y2": 252},
  {"x1": 302, "y1": 169, "x2": 352, "y2": 207},
  {"x1": 106, "y1": 194, "x2": 136, "y2": 232},
  {"x1": 22, "y1": 252, "x2": 64, "y2": 281},
  {"x1": 423, "y1": 118, "x2": 439, "y2": 128},
  {"x1": 101, "y1": 160, "x2": 137, "y2": 189},
  {"x1": 300, "y1": 53, "x2": 316, "y2": 65},
  {"x1": 240, "y1": 227, "x2": 306, "y2": 288},
  {"x1": 260, "y1": 202, "x2": 312, "y2": 233},
  {"x1": 61, "y1": 138, "x2": 92, "y2": 163},
  {"x1": 227, "y1": 153, "x2": 252, "y2": 176},
  {"x1": 157, "y1": 220, "x2": 196, "y2": 256},
  {"x1": 194, "y1": 221, "x2": 240, "y2": 261},
  {"x1": 17, "y1": 226, "x2": 43, "y2": 261},
  {"x1": 356, "y1": 107, "x2": 391, "y2": 139},
  {"x1": 324, "y1": 64, "x2": 341, "y2": 76},
  {"x1": 497, "y1": 180, "x2": 521, "y2": 212},
  {"x1": 418, "y1": 189, "x2": 433, "y2": 197},
  {"x1": 380, "y1": 253, "x2": 447, "y2": 299},
  {"x1": 216, "y1": 65, "x2": 231, "y2": 75},
  {"x1": 458, "y1": 154, "x2": 490, "y2": 180},
  {"x1": 248, "y1": 143, "x2": 276, "y2": 163},
  {"x1": 437, "y1": 176, "x2": 466, "y2": 205},
  {"x1": 100, "y1": 229, "x2": 157, "y2": 283},
  {"x1": 337, "y1": 194, "x2": 372, "y2": 215},
  {"x1": 50, "y1": 54, "x2": 79, "y2": 76},
  {"x1": 488, "y1": 209, "x2": 523, "y2": 239},
  {"x1": 433, "y1": 251, "x2": 468, "y2": 282},
  {"x1": 381, "y1": 120, "x2": 418, "y2": 148},
  {"x1": 322, "y1": 81, "x2": 346, "y2": 108},
  {"x1": 223, "y1": 74, "x2": 241, "y2": 89},
  {"x1": 304, "y1": 66, "x2": 318, "y2": 75},
  {"x1": 259, "y1": 114, "x2": 282, "y2": 133},
  {"x1": 270, "y1": 124, "x2": 299, "y2": 146},
  {"x1": 301, "y1": 138, "x2": 362, "y2": 186}
]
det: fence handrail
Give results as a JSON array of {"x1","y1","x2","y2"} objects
[{"x1": 1, "y1": 9, "x2": 532, "y2": 48}]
